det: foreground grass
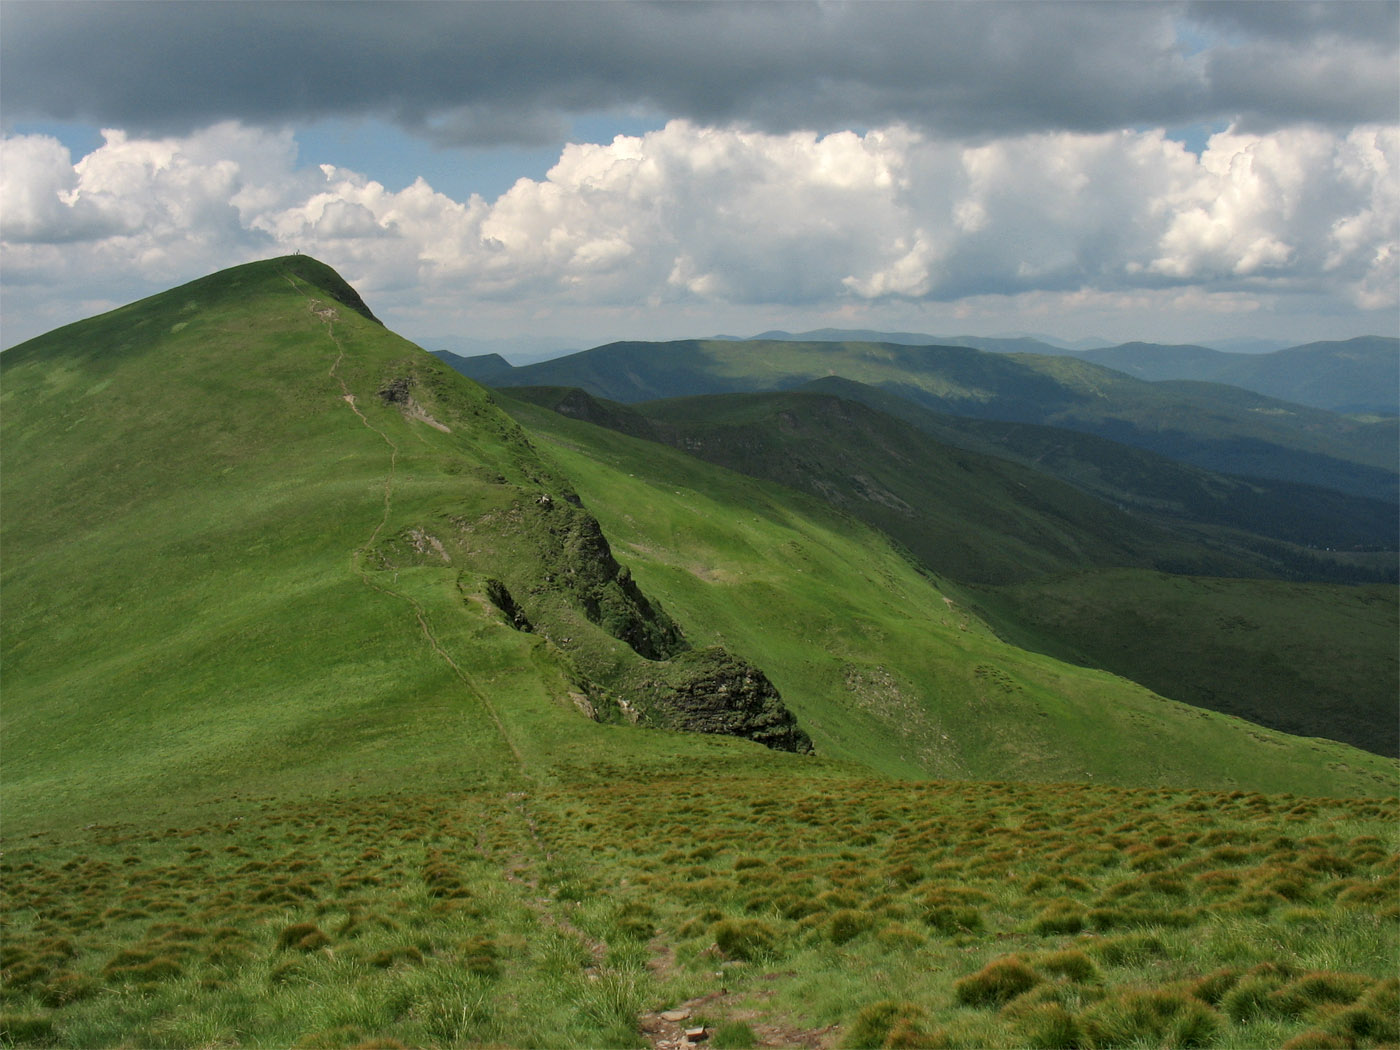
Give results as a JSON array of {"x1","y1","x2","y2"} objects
[{"x1": 2, "y1": 773, "x2": 1395, "y2": 1048}]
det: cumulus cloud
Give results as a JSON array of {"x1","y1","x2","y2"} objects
[
  {"x1": 1, "y1": 123, "x2": 299, "y2": 250},
  {"x1": 2, "y1": 119, "x2": 1396, "y2": 346},
  {"x1": 2, "y1": 2, "x2": 1394, "y2": 145}
]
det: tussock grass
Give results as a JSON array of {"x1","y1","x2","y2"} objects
[
  {"x1": 1079, "y1": 987, "x2": 1223, "y2": 1048},
  {"x1": 3, "y1": 771, "x2": 1381, "y2": 1045}
]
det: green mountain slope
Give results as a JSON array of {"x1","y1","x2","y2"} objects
[
  {"x1": 1, "y1": 256, "x2": 816, "y2": 831},
  {"x1": 450, "y1": 338, "x2": 1398, "y2": 501},
  {"x1": 3, "y1": 258, "x2": 1396, "y2": 1050}
]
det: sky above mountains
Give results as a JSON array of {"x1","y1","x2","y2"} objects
[{"x1": 2, "y1": 1, "x2": 1396, "y2": 351}]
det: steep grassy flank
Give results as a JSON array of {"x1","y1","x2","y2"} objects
[
  {"x1": 3, "y1": 257, "x2": 531, "y2": 828},
  {"x1": 970, "y1": 572, "x2": 1400, "y2": 759},
  {"x1": 503, "y1": 396, "x2": 1397, "y2": 797},
  {"x1": 507, "y1": 385, "x2": 1197, "y2": 585},
  {"x1": 1, "y1": 256, "x2": 813, "y2": 833},
  {"x1": 510, "y1": 384, "x2": 1397, "y2": 584},
  {"x1": 458, "y1": 337, "x2": 1398, "y2": 500},
  {"x1": 504, "y1": 387, "x2": 1399, "y2": 758}
]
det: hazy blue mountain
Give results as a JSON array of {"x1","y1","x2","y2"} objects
[
  {"x1": 1211, "y1": 337, "x2": 1399, "y2": 416},
  {"x1": 1203, "y1": 336, "x2": 1292, "y2": 354},
  {"x1": 422, "y1": 333, "x2": 580, "y2": 364},
  {"x1": 704, "y1": 329, "x2": 1398, "y2": 415},
  {"x1": 740, "y1": 328, "x2": 1076, "y2": 355},
  {"x1": 447, "y1": 337, "x2": 1398, "y2": 502},
  {"x1": 1078, "y1": 336, "x2": 1398, "y2": 415},
  {"x1": 431, "y1": 350, "x2": 517, "y2": 383}
]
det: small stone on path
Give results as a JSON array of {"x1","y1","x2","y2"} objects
[{"x1": 660, "y1": 1009, "x2": 691, "y2": 1022}]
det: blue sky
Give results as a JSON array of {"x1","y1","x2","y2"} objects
[{"x1": 2, "y1": 2, "x2": 1396, "y2": 354}]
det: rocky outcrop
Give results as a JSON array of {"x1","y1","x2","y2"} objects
[
  {"x1": 633, "y1": 648, "x2": 814, "y2": 754},
  {"x1": 526, "y1": 496, "x2": 687, "y2": 661},
  {"x1": 484, "y1": 578, "x2": 532, "y2": 632},
  {"x1": 376, "y1": 375, "x2": 452, "y2": 431},
  {"x1": 460, "y1": 494, "x2": 811, "y2": 754}
]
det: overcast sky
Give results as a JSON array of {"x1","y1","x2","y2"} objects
[{"x1": 2, "y1": 1, "x2": 1397, "y2": 353}]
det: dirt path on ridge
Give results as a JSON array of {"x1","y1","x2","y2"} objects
[{"x1": 284, "y1": 271, "x2": 619, "y2": 1022}]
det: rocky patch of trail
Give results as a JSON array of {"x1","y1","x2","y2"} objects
[
  {"x1": 640, "y1": 992, "x2": 840, "y2": 1050},
  {"x1": 641, "y1": 937, "x2": 840, "y2": 1050}
]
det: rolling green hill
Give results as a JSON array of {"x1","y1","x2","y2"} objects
[
  {"x1": 449, "y1": 338, "x2": 1399, "y2": 502},
  {"x1": 2, "y1": 256, "x2": 835, "y2": 832},
  {"x1": 3, "y1": 257, "x2": 1396, "y2": 1049}
]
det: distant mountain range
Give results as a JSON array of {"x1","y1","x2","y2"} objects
[
  {"x1": 438, "y1": 337, "x2": 1398, "y2": 502},
  {"x1": 704, "y1": 330, "x2": 1398, "y2": 416}
]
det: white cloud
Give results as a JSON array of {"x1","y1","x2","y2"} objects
[
  {"x1": 3, "y1": 119, "x2": 1396, "y2": 348},
  {"x1": 0, "y1": 134, "x2": 116, "y2": 243}
]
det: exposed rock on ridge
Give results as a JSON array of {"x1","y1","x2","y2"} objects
[
  {"x1": 632, "y1": 648, "x2": 815, "y2": 754},
  {"x1": 525, "y1": 495, "x2": 687, "y2": 661},
  {"x1": 475, "y1": 496, "x2": 812, "y2": 753}
]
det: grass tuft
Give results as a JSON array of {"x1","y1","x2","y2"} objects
[
  {"x1": 1080, "y1": 987, "x2": 1222, "y2": 1048},
  {"x1": 841, "y1": 1000, "x2": 931, "y2": 1049},
  {"x1": 1009, "y1": 1002, "x2": 1084, "y2": 1050},
  {"x1": 712, "y1": 918, "x2": 780, "y2": 962},
  {"x1": 276, "y1": 922, "x2": 331, "y2": 952},
  {"x1": 1035, "y1": 948, "x2": 1099, "y2": 983},
  {"x1": 954, "y1": 955, "x2": 1043, "y2": 1007},
  {"x1": 712, "y1": 1019, "x2": 759, "y2": 1049}
]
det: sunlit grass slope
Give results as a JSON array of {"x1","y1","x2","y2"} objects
[
  {"x1": 1, "y1": 256, "x2": 810, "y2": 834},
  {"x1": 502, "y1": 398, "x2": 1397, "y2": 797},
  {"x1": 3, "y1": 257, "x2": 509, "y2": 827}
]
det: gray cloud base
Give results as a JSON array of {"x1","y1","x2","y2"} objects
[{"x1": 3, "y1": 1, "x2": 1395, "y2": 145}]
